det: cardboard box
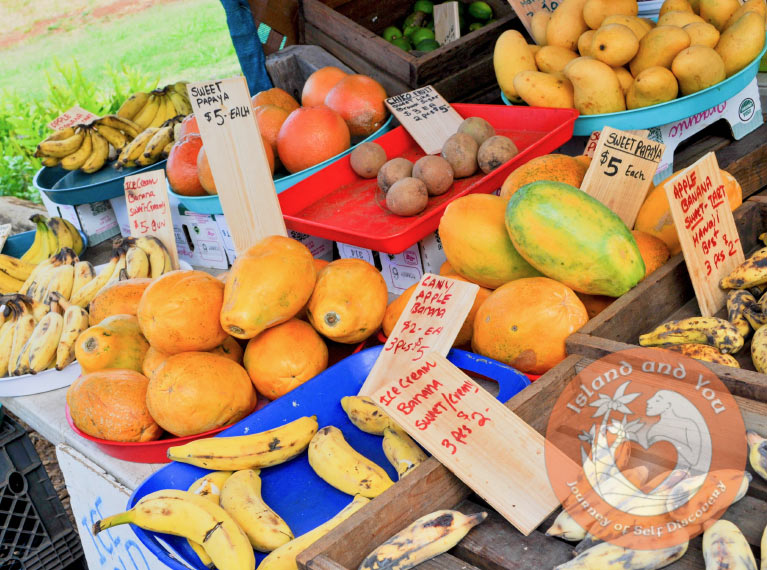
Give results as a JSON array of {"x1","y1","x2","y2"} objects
[{"x1": 41, "y1": 193, "x2": 121, "y2": 245}]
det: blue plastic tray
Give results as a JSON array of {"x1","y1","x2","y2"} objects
[
  {"x1": 169, "y1": 115, "x2": 395, "y2": 215},
  {"x1": 1, "y1": 228, "x2": 88, "y2": 258},
  {"x1": 129, "y1": 345, "x2": 530, "y2": 569},
  {"x1": 501, "y1": 36, "x2": 767, "y2": 136},
  {"x1": 33, "y1": 159, "x2": 169, "y2": 206}
]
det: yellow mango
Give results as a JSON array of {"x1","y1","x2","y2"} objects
[
  {"x1": 657, "y1": 10, "x2": 706, "y2": 26},
  {"x1": 602, "y1": 14, "x2": 654, "y2": 39},
  {"x1": 660, "y1": 0, "x2": 694, "y2": 16},
  {"x1": 629, "y1": 25, "x2": 691, "y2": 76},
  {"x1": 671, "y1": 45, "x2": 725, "y2": 94},
  {"x1": 564, "y1": 57, "x2": 626, "y2": 114},
  {"x1": 699, "y1": 0, "x2": 741, "y2": 29},
  {"x1": 689, "y1": 0, "x2": 701, "y2": 12},
  {"x1": 547, "y1": 0, "x2": 590, "y2": 50},
  {"x1": 578, "y1": 30, "x2": 596, "y2": 55},
  {"x1": 494, "y1": 30, "x2": 537, "y2": 102},
  {"x1": 583, "y1": 0, "x2": 639, "y2": 29},
  {"x1": 715, "y1": 11, "x2": 766, "y2": 76},
  {"x1": 591, "y1": 24, "x2": 640, "y2": 66},
  {"x1": 682, "y1": 21, "x2": 720, "y2": 47},
  {"x1": 724, "y1": 0, "x2": 767, "y2": 29},
  {"x1": 529, "y1": 44, "x2": 542, "y2": 56},
  {"x1": 531, "y1": 10, "x2": 551, "y2": 45},
  {"x1": 513, "y1": 71, "x2": 575, "y2": 108},
  {"x1": 626, "y1": 66, "x2": 679, "y2": 109},
  {"x1": 535, "y1": 46, "x2": 580, "y2": 72},
  {"x1": 613, "y1": 66, "x2": 634, "y2": 94}
]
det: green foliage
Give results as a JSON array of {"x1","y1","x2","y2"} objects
[{"x1": 0, "y1": 60, "x2": 156, "y2": 203}]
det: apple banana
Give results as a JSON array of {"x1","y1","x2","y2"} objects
[
  {"x1": 639, "y1": 317, "x2": 744, "y2": 354},
  {"x1": 82, "y1": 129, "x2": 110, "y2": 174},
  {"x1": 556, "y1": 541, "x2": 688, "y2": 569},
  {"x1": 71, "y1": 261, "x2": 95, "y2": 297},
  {"x1": 187, "y1": 471, "x2": 232, "y2": 569},
  {"x1": 125, "y1": 245, "x2": 150, "y2": 279},
  {"x1": 93, "y1": 123, "x2": 129, "y2": 151},
  {"x1": 382, "y1": 426, "x2": 427, "y2": 478},
  {"x1": 9, "y1": 314, "x2": 36, "y2": 376},
  {"x1": 117, "y1": 92, "x2": 150, "y2": 121},
  {"x1": 55, "y1": 305, "x2": 89, "y2": 370},
  {"x1": 727, "y1": 290, "x2": 756, "y2": 338},
  {"x1": 135, "y1": 236, "x2": 171, "y2": 277},
  {"x1": 60, "y1": 129, "x2": 94, "y2": 171},
  {"x1": 659, "y1": 343, "x2": 740, "y2": 368},
  {"x1": 95, "y1": 114, "x2": 141, "y2": 138},
  {"x1": 36, "y1": 128, "x2": 86, "y2": 158},
  {"x1": 26, "y1": 311, "x2": 64, "y2": 373},
  {"x1": 751, "y1": 325, "x2": 767, "y2": 374},
  {"x1": 70, "y1": 249, "x2": 121, "y2": 308},
  {"x1": 341, "y1": 395, "x2": 393, "y2": 435},
  {"x1": 702, "y1": 520, "x2": 757, "y2": 570},
  {"x1": 746, "y1": 430, "x2": 767, "y2": 481},
  {"x1": 720, "y1": 248, "x2": 767, "y2": 289}
]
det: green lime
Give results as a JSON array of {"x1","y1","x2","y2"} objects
[
  {"x1": 410, "y1": 27, "x2": 436, "y2": 45},
  {"x1": 404, "y1": 11, "x2": 428, "y2": 28},
  {"x1": 415, "y1": 38, "x2": 440, "y2": 52},
  {"x1": 468, "y1": 1, "x2": 493, "y2": 20},
  {"x1": 383, "y1": 26, "x2": 403, "y2": 41},
  {"x1": 403, "y1": 24, "x2": 419, "y2": 37},
  {"x1": 469, "y1": 21, "x2": 483, "y2": 32},
  {"x1": 391, "y1": 36, "x2": 413, "y2": 50},
  {"x1": 414, "y1": 0, "x2": 435, "y2": 14}
]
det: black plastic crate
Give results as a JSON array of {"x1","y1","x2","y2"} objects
[{"x1": 0, "y1": 414, "x2": 83, "y2": 570}]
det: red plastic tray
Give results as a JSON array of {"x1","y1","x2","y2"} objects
[{"x1": 279, "y1": 104, "x2": 578, "y2": 254}]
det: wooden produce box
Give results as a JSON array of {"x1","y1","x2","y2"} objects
[
  {"x1": 297, "y1": 355, "x2": 767, "y2": 570},
  {"x1": 567, "y1": 199, "x2": 767, "y2": 403},
  {"x1": 299, "y1": 0, "x2": 517, "y2": 103}
]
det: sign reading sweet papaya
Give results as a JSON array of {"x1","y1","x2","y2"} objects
[{"x1": 663, "y1": 152, "x2": 744, "y2": 316}]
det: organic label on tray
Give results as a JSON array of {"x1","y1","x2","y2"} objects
[
  {"x1": 124, "y1": 169, "x2": 179, "y2": 270},
  {"x1": 359, "y1": 273, "x2": 478, "y2": 395},
  {"x1": 372, "y1": 353, "x2": 559, "y2": 535},
  {"x1": 48, "y1": 106, "x2": 99, "y2": 131},
  {"x1": 434, "y1": 2, "x2": 460, "y2": 45},
  {"x1": 385, "y1": 86, "x2": 464, "y2": 155},
  {"x1": 663, "y1": 152, "x2": 744, "y2": 316},
  {"x1": 187, "y1": 77, "x2": 286, "y2": 253},
  {"x1": 581, "y1": 126, "x2": 664, "y2": 228}
]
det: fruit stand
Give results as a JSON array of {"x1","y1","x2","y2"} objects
[{"x1": 2, "y1": 0, "x2": 767, "y2": 569}]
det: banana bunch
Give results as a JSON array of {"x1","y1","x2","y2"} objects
[
  {"x1": 702, "y1": 520, "x2": 757, "y2": 570},
  {"x1": 117, "y1": 82, "x2": 192, "y2": 129},
  {"x1": 116, "y1": 114, "x2": 184, "y2": 169},
  {"x1": 20, "y1": 214, "x2": 84, "y2": 265},
  {"x1": 639, "y1": 317, "x2": 744, "y2": 354},
  {"x1": 19, "y1": 247, "x2": 80, "y2": 304},
  {"x1": 35, "y1": 122, "x2": 126, "y2": 174},
  {"x1": 359, "y1": 509, "x2": 487, "y2": 570},
  {"x1": 93, "y1": 489, "x2": 255, "y2": 570},
  {"x1": 0, "y1": 254, "x2": 35, "y2": 295}
]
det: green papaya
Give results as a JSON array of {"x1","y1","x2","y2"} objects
[{"x1": 504, "y1": 181, "x2": 644, "y2": 296}]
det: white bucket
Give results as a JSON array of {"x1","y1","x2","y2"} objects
[{"x1": 637, "y1": 0, "x2": 662, "y2": 21}]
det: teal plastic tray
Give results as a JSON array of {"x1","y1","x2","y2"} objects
[
  {"x1": 1, "y1": 228, "x2": 88, "y2": 258},
  {"x1": 501, "y1": 37, "x2": 767, "y2": 136},
  {"x1": 170, "y1": 115, "x2": 395, "y2": 215}
]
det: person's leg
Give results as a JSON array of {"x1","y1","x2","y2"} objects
[{"x1": 219, "y1": 0, "x2": 273, "y2": 94}]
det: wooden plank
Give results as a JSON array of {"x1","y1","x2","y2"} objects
[
  {"x1": 372, "y1": 354, "x2": 559, "y2": 536},
  {"x1": 419, "y1": 554, "x2": 481, "y2": 570},
  {"x1": 265, "y1": 45, "x2": 355, "y2": 105},
  {"x1": 434, "y1": 2, "x2": 461, "y2": 46}
]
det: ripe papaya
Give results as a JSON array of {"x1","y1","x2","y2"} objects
[{"x1": 505, "y1": 181, "x2": 645, "y2": 297}]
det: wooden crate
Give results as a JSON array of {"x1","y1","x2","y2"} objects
[
  {"x1": 567, "y1": 199, "x2": 767, "y2": 403},
  {"x1": 297, "y1": 354, "x2": 767, "y2": 570},
  {"x1": 299, "y1": 0, "x2": 517, "y2": 102}
]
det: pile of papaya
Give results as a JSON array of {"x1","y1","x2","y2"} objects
[{"x1": 494, "y1": 0, "x2": 766, "y2": 114}]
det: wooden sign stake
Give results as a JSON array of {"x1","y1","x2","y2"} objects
[
  {"x1": 385, "y1": 86, "x2": 464, "y2": 155},
  {"x1": 663, "y1": 152, "x2": 744, "y2": 316},
  {"x1": 580, "y1": 126, "x2": 665, "y2": 228},
  {"x1": 372, "y1": 352, "x2": 560, "y2": 535},
  {"x1": 358, "y1": 273, "x2": 478, "y2": 395},
  {"x1": 434, "y1": 2, "x2": 461, "y2": 46},
  {"x1": 124, "y1": 168, "x2": 179, "y2": 270},
  {"x1": 187, "y1": 77, "x2": 287, "y2": 254}
]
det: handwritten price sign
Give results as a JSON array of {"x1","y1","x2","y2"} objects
[
  {"x1": 664, "y1": 152, "x2": 744, "y2": 316},
  {"x1": 434, "y1": 2, "x2": 460, "y2": 45},
  {"x1": 48, "y1": 106, "x2": 99, "y2": 131},
  {"x1": 124, "y1": 169, "x2": 179, "y2": 270},
  {"x1": 358, "y1": 273, "x2": 478, "y2": 395},
  {"x1": 580, "y1": 126, "x2": 665, "y2": 228},
  {"x1": 385, "y1": 86, "x2": 463, "y2": 155},
  {"x1": 373, "y1": 353, "x2": 559, "y2": 535}
]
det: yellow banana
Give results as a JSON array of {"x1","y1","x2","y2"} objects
[
  {"x1": 721, "y1": 247, "x2": 767, "y2": 289},
  {"x1": 727, "y1": 289, "x2": 755, "y2": 338},
  {"x1": 186, "y1": 471, "x2": 232, "y2": 569},
  {"x1": 20, "y1": 215, "x2": 53, "y2": 265},
  {"x1": 95, "y1": 115, "x2": 141, "y2": 138},
  {"x1": 382, "y1": 426, "x2": 427, "y2": 478},
  {"x1": 27, "y1": 312, "x2": 64, "y2": 373},
  {"x1": 132, "y1": 94, "x2": 160, "y2": 130},
  {"x1": 220, "y1": 469, "x2": 293, "y2": 552},
  {"x1": 81, "y1": 129, "x2": 109, "y2": 174},
  {"x1": 555, "y1": 541, "x2": 688, "y2": 569},
  {"x1": 308, "y1": 426, "x2": 394, "y2": 498},
  {"x1": 341, "y1": 395, "x2": 393, "y2": 435},
  {"x1": 59, "y1": 218, "x2": 84, "y2": 256},
  {"x1": 0, "y1": 320, "x2": 17, "y2": 376},
  {"x1": 125, "y1": 246, "x2": 150, "y2": 279},
  {"x1": 71, "y1": 261, "x2": 95, "y2": 297},
  {"x1": 168, "y1": 90, "x2": 193, "y2": 116},
  {"x1": 69, "y1": 250, "x2": 120, "y2": 308},
  {"x1": 167, "y1": 416, "x2": 318, "y2": 470},
  {"x1": 93, "y1": 490, "x2": 254, "y2": 570},
  {"x1": 702, "y1": 520, "x2": 756, "y2": 570},
  {"x1": 41, "y1": 264, "x2": 75, "y2": 303},
  {"x1": 171, "y1": 81, "x2": 189, "y2": 96},
  {"x1": 0, "y1": 271, "x2": 23, "y2": 294},
  {"x1": 117, "y1": 91, "x2": 150, "y2": 120},
  {"x1": 746, "y1": 430, "x2": 767, "y2": 481},
  {"x1": 659, "y1": 343, "x2": 740, "y2": 368},
  {"x1": 9, "y1": 314, "x2": 36, "y2": 375},
  {"x1": 744, "y1": 305, "x2": 767, "y2": 330},
  {"x1": 104, "y1": 249, "x2": 127, "y2": 287},
  {"x1": 162, "y1": 141, "x2": 173, "y2": 157},
  {"x1": 60, "y1": 129, "x2": 94, "y2": 171},
  {"x1": 666, "y1": 469, "x2": 748, "y2": 521},
  {"x1": 32, "y1": 263, "x2": 59, "y2": 303},
  {"x1": 40, "y1": 126, "x2": 76, "y2": 142},
  {"x1": 118, "y1": 128, "x2": 158, "y2": 167},
  {"x1": 359, "y1": 509, "x2": 487, "y2": 570},
  {"x1": 93, "y1": 123, "x2": 129, "y2": 152},
  {"x1": 154, "y1": 94, "x2": 177, "y2": 128},
  {"x1": 639, "y1": 317, "x2": 744, "y2": 354},
  {"x1": 40, "y1": 156, "x2": 60, "y2": 167},
  {"x1": 135, "y1": 236, "x2": 170, "y2": 277},
  {"x1": 138, "y1": 126, "x2": 173, "y2": 166},
  {"x1": 751, "y1": 325, "x2": 767, "y2": 373},
  {"x1": 55, "y1": 304, "x2": 89, "y2": 370},
  {"x1": 0, "y1": 254, "x2": 35, "y2": 282},
  {"x1": 259, "y1": 495, "x2": 370, "y2": 570},
  {"x1": 36, "y1": 128, "x2": 86, "y2": 158},
  {"x1": 12, "y1": 335, "x2": 34, "y2": 376},
  {"x1": 45, "y1": 217, "x2": 73, "y2": 251},
  {"x1": 546, "y1": 510, "x2": 588, "y2": 542}
]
